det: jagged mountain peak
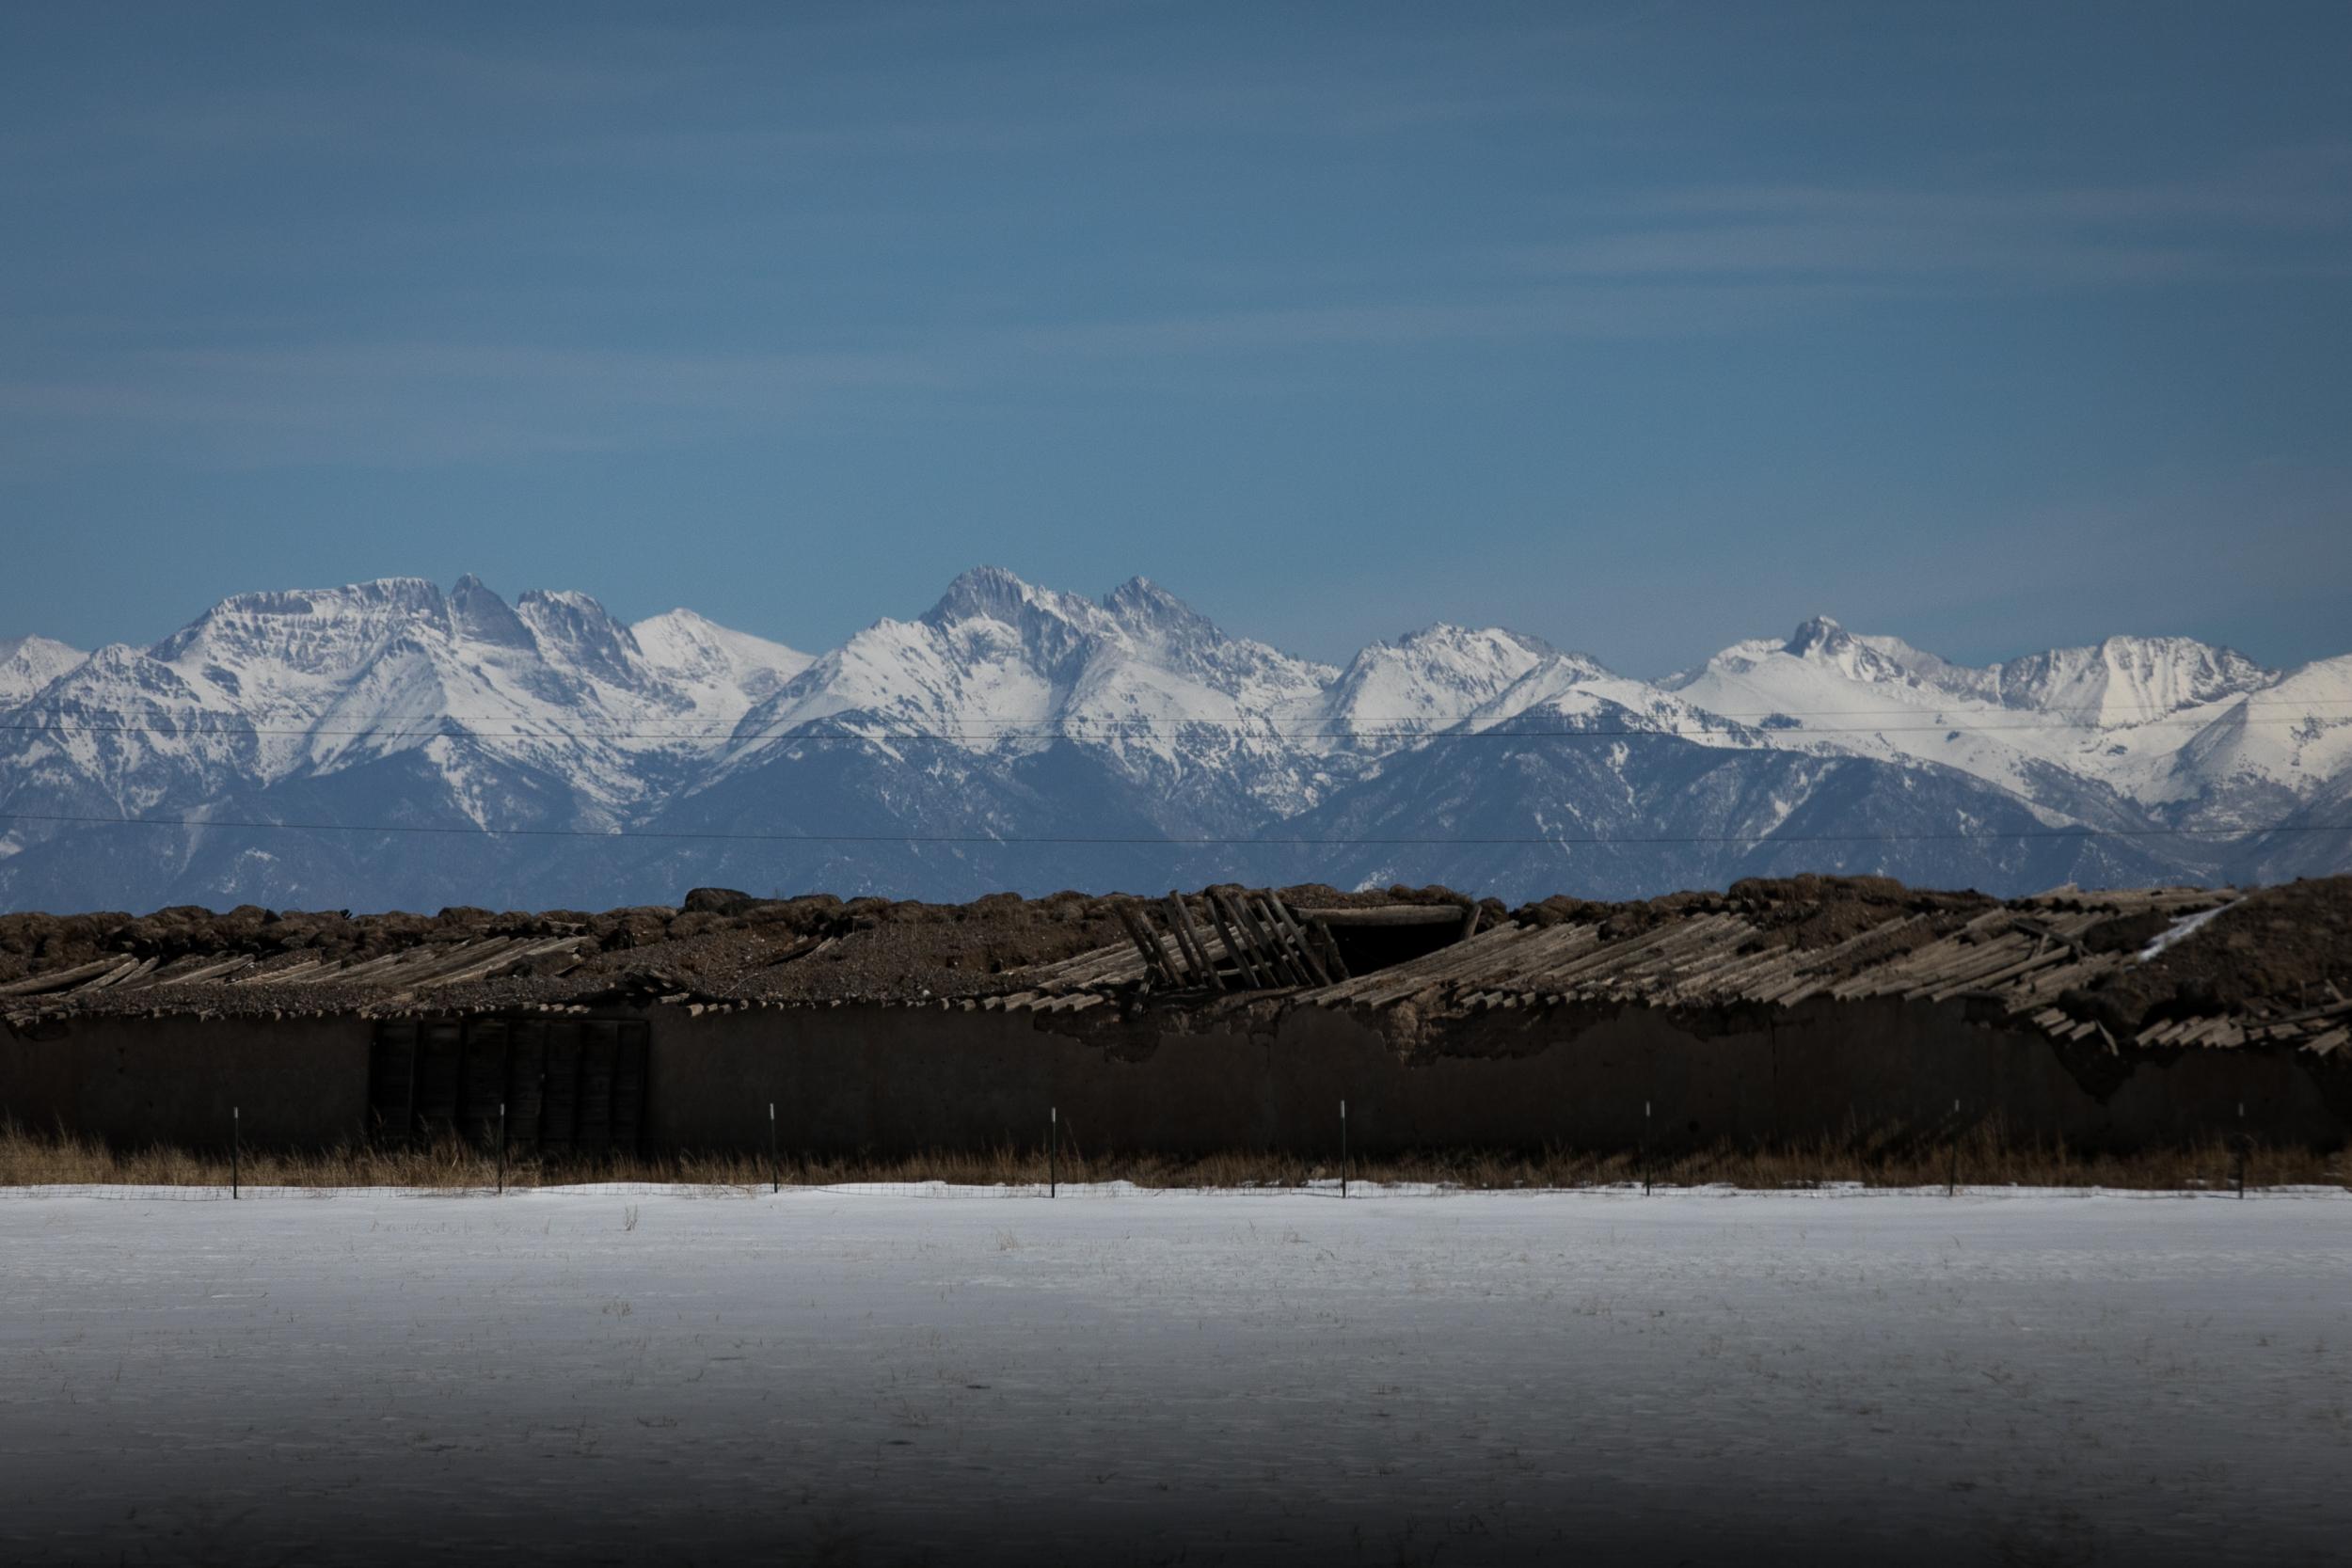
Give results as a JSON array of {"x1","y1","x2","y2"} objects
[
  {"x1": 1993, "y1": 635, "x2": 2276, "y2": 725},
  {"x1": 1323, "y1": 624, "x2": 1562, "y2": 736},
  {"x1": 448, "y1": 575, "x2": 533, "y2": 650},
  {"x1": 921, "y1": 565, "x2": 1078, "y2": 629},
  {"x1": 5, "y1": 572, "x2": 2348, "y2": 911},
  {"x1": 1773, "y1": 615, "x2": 1933, "y2": 688},
  {"x1": 1783, "y1": 615, "x2": 1849, "y2": 657},
  {"x1": 515, "y1": 588, "x2": 643, "y2": 682},
  {"x1": 1392, "y1": 623, "x2": 1558, "y2": 659},
  {"x1": 1104, "y1": 575, "x2": 1216, "y2": 640},
  {"x1": 149, "y1": 577, "x2": 448, "y2": 662},
  {"x1": 629, "y1": 608, "x2": 811, "y2": 705},
  {"x1": 1, "y1": 632, "x2": 87, "y2": 661},
  {"x1": 0, "y1": 634, "x2": 88, "y2": 706}
]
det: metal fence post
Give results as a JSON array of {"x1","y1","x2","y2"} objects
[
  {"x1": 1642, "y1": 1100, "x2": 1650, "y2": 1196},
  {"x1": 1049, "y1": 1106, "x2": 1057, "y2": 1198},
  {"x1": 1949, "y1": 1099, "x2": 1960, "y2": 1197},
  {"x1": 498, "y1": 1101, "x2": 508, "y2": 1195},
  {"x1": 1340, "y1": 1099, "x2": 1348, "y2": 1199},
  {"x1": 769, "y1": 1101, "x2": 779, "y2": 1195},
  {"x1": 2236, "y1": 1101, "x2": 2247, "y2": 1200},
  {"x1": 231, "y1": 1106, "x2": 240, "y2": 1200}
]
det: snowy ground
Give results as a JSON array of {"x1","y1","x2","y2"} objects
[{"x1": 2, "y1": 1185, "x2": 2347, "y2": 1567}]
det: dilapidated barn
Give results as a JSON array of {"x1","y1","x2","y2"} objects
[{"x1": 3, "y1": 877, "x2": 2347, "y2": 1156}]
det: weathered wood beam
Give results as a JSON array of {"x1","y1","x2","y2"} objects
[
  {"x1": 1164, "y1": 894, "x2": 1224, "y2": 992},
  {"x1": 1113, "y1": 900, "x2": 1181, "y2": 989},
  {"x1": 0, "y1": 957, "x2": 124, "y2": 996},
  {"x1": 1263, "y1": 897, "x2": 1334, "y2": 987},
  {"x1": 1309, "y1": 905, "x2": 1472, "y2": 928},
  {"x1": 1231, "y1": 892, "x2": 1310, "y2": 987},
  {"x1": 1204, "y1": 891, "x2": 1269, "y2": 989}
]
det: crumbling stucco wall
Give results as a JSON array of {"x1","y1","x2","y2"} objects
[
  {"x1": 0, "y1": 1013, "x2": 373, "y2": 1148},
  {"x1": 4, "y1": 999, "x2": 2343, "y2": 1154},
  {"x1": 647, "y1": 999, "x2": 2349, "y2": 1153}
]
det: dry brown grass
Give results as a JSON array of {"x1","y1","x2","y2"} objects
[{"x1": 1, "y1": 1120, "x2": 2342, "y2": 1193}]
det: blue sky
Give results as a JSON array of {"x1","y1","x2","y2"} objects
[{"x1": 3, "y1": 1, "x2": 2346, "y2": 675}]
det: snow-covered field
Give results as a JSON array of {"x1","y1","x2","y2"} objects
[{"x1": 3, "y1": 1185, "x2": 2347, "y2": 1566}]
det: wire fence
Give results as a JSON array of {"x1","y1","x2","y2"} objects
[
  {"x1": 7, "y1": 1102, "x2": 2345, "y2": 1200},
  {"x1": 7, "y1": 1179, "x2": 2349, "y2": 1204}
]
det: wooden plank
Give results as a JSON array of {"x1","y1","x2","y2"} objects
[
  {"x1": 420, "y1": 936, "x2": 587, "y2": 990},
  {"x1": 2009, "y1": 914, "x2": 2090, "y2": 958},
  {"x1": 1515, "y1": 918, "x2": 1719, "y2": 995},
  {"x1": 1036, "y1": 940, "x2": 1149, "y2": 990},
  {"x1": 1112, "y1": 902, "x2": 1179, "y2": 988},
  {"x1": 87, "y1": 955, "x2": 161, "y2": 990},
  {"x1": 1425, "y1": 924, "x2": 1581, "y2": 991},
  {"x1": 1165, "y1": 895, "x2": 1225, "y2": 992},
  {"x1": 1310, "y1": 905, "x2": 1470, "y2": 928},
  {"x1": 1263, "y1": 897, "x2": 1333, "y2": 987},
  {"x1": 152, "y1": 954, "x2": 258, "y2": 987},
  {"x1": 230, "y1": 957, "x2": 330, "y2": 987},
  {"x1": 1308, "y1": 918, "x2": 1352, "y2": 981},
  {"x1": 1302, "y1": 921, "x2": 1542, "y2": 1005},
  {"x1": 1242, "y1": 895, "x2": 1315, "y2": 987},
  {"x1": 284, "y1": 946, "x2": 418, "y2": 986},
  {"x1": 1327, "y1": 927, "x2": 1565, "y2": 1009},
  {"x1": 0, "y1": 957, "x2": 124, "y2": 995},
  {"x1": 1152, "y1": 895, "x2": 1203, "y2": 985},
  {"x1": 1205, "y1": 891, "x2": 1270, "y2": 989},
  {"x1": 1247, "y1": 896, "x2": 1330, "y2": 990},
  {"x1": 65, "y1": 958, "x2": 145, "y2": 995},
  {"x1": 1924, "y1": 944, "x2": 2079, "y2": 1003},
  {"x1": 392, "y1": 937, "x2": 530, "y2": 987}
]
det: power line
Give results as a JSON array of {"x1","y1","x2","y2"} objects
[
  {"x1": 4, "y1": 705, "x2": 2345, "y2": 744},
  {"x1": 0, "y1": 809, "x2": 2338, "y2": 849},
  {"x1": 8, "y1": 690, "x2": 2343, "y2": 728}
]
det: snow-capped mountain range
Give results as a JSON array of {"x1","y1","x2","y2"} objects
[{"x1": 1, "y1": 567, "x2": 2345, "y2": 911}]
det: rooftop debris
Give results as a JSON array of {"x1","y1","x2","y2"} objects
[{"x1": 1, "y1": 878, "x2": 2345, "y2": 1056}]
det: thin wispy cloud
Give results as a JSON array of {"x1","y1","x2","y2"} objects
[{"x1": 1, "y1": 1, "x2": 2345, "y2": 675}]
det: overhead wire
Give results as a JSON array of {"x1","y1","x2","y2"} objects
[
  {"x1": 0, "y1": 809, "x2": 2340, "y2": 849},
  {"x1": 3, "y1": 700, "x2": 2347, "y2": 745}
]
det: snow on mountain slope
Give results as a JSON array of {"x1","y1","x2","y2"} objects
[
  {"x1": 1277, "y1": 696, "x2": 2185, "y2": 902},
  {"x1": 1317, "y1": 625, "x2": 1555, "y2": 745},
  {"x1": 1992, "y1": 637, "x2": 2274, "y2": 726},
  {"x1": 630, "y1": 609, "x2": 811, "y2": 717},
  {"x1": 1663, "y1": 617, "x2": 2326, "y2": 828},
  {"x1": 0, "y1": 635, "x2": 87, "y2": 707},
  {"x1": 2138, "y1": 654, "x2": 2352, "y2": 826},
  {"x1": 705, "y1": 568, "x2": 1339, "y2": 824},
  {"x1": 0, "y1": 576, "x2": 816, "y2": 876},
  {"x1": 1666, "y1": 617, "x2": 2074, "y2": 800},
  {"x1": 1, "y1": 572, "x2": 2345, "y2": 911},
  {"x1": 1469, "y1": 651, "x2": 1761, "y2": 745}
]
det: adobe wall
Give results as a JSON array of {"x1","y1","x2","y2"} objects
[
  {"x1": 0, "y1": 1013, "x2": 373, "y2": 1148},
  {"x1": 3, "y1": 998, "x2": 2343, "y2": 1154},
  {"x1": 647, "y1": 999, "x2": 2351, "y2": 1154}
]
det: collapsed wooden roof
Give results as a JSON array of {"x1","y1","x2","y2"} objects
[
  {"x1": 0, "y1": 931, "x2": 606, "y2": 1023},
  {"x1": 6, "y1": 881, "x2": 2346, "y2": 1057},
  {"x1": 1014, "y1": 885, "x2": 2350, "y2": 1057}
]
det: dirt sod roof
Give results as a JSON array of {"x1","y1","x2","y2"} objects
[{"x1": 3, "y1": 878, "x2": 2347, "y2": 1057}]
